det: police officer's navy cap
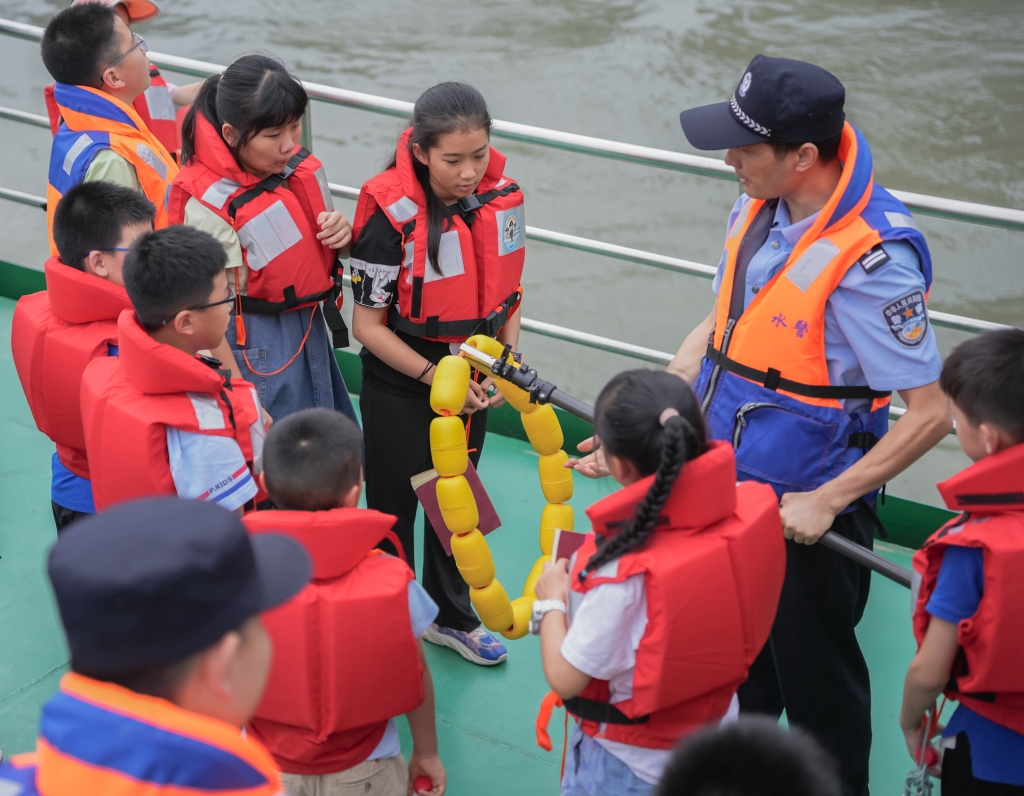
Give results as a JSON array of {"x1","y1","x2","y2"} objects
[
  {"x1": 48, "y1": 497, "x2": 311, "y2": 675},
  {"x1": 679, "y1": 55, "x2": 846, "y2": 150}
]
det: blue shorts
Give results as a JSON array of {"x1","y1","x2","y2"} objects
[{"x1": 560, "y1": 725, "x2": 654, "y2": 796}]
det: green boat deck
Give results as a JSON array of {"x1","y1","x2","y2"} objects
[{"x1": 0, "y1": 294, "x2": 933, "y2": 792}]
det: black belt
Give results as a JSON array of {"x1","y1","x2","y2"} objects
[
  {"x1": 706, "y1": 344, "x2": 890, "y2": 400},
  {"x1": 239, "y1": 267, "x2": 350, "y2": 349},
  {"x1": 388, "y1": 288, "x2": 521, "y2": 341},
  {"x1": 563, "y1": 696, "x2": 649, "y2": 726}
]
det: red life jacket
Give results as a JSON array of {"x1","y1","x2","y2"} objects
[
  {"x1": 11, "y1": 258, "x2": 131, "y2": 479},
  {"x1": 911, "y1": 443, "x2": 1024, "y2": 735},
  {"x1": 45, "y1": 65, "x2": 182, "y2": 159},
  {"x1": 351, "y1": 128, "x2": 525, "y2": 343},
  {"x1": 244, "y1": 508, "x2": 423, "y2": 775},
  {"x1": 168, "y1": 114, "x2": 347, "y2": 347},
  {"x1": 80, "y1": 310, "x2": 266, "y2": 512},
  {"x1": 559, "y1": 441, "x2": 785, "y2": 750}
]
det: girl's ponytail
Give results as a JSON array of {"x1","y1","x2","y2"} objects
[
  {"x1": 579, "y1": 370, "x2": 707, "y2": 581},
  {"x1": 179, "y1": 73, "x2": 221, "y2": 166}
]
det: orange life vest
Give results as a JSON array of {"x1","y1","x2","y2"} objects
[
  {"x1": 0, "y1": 672, "x2": 282, "y2": 795},
  {"x1": 11, "y1": 258, "x2": 131, "y2": 480},
  {"x1": 80, "y1": 310, "x2": 265, "y2": 511},
  {"x1": 538, "y1": 442, "x2": 785, "y2": 750},
  {"x1": 46, "y1": 84, "x2": 178, "y2": 256},
  {"x1": 45, "y1": 65, "x2": 182, "y2": 159},
  {"x1": 351, "y1": 128, "x2": 525, "y2": 343},
  {"x1": 245, "y1": 508, "x2": 423, "y2": 774},
  {"x1": 694, "y1": 123, "x2": 931, "y2": 501},
  {"x1": 168, "y1": 114, "x2": 347, "y2": 347},
  {"x1": 911, "y1": 443, "x2": 1024, "y2": 735}
]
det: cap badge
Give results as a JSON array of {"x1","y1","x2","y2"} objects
[{"x1": 738, "y1": 72, "x2": 752, "y2": 97}]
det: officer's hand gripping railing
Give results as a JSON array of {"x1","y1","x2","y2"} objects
[{"x1": 460, "y1": 342, "x2": 914, "y2": 589}]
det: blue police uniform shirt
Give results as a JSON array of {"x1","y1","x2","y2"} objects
[
  {"x1": 926, "y1": 546, "x2": 1024, "y2": 786},
  {"x1": 712, "y1": 197, "x2": 942, "y2": 413}
]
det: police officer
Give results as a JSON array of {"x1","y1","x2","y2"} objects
[{"x1": 670, "y1": 56, "x2": 952, "y2": 796}]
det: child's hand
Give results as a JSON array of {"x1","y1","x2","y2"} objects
[
  {"x1": 565, "y1": 436, "x2": 609, "y2": 479},
  {"x1": 535, "y1": 558, "x2": 569, "y2": 602},
  {"x1": 462, "y1": 380, "x2": 489, "y2": 415},
  {"x1": 901, "y1": 714, "x2": 943, "y2": 775},
  {"x1": 480, "y1": 377, "x2": 506, "y2": 408},
  {"x1": 316, "y1": 210, "x2": 353, "y2": 250},
  {"x1": 407, "y1": 752, "x2": 445, "y2": 796}
]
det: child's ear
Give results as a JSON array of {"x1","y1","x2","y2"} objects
[
  {"x1": 257, "y1": 471, "x2": 267, "y2": 495},
  {"x1": 84, "y1": 250, "x2": 108, "y2": 280},
  {"x1": 339, "y1": 483, "x2": 362, "y2": 509}
]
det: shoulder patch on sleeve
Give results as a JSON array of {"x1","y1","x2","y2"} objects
[
  {"x1": 858, "y1": 245, "x2": 891, "y2": 274},
  {"x1": 882, "y1": 290, "x2": 929, "y2": 347}
]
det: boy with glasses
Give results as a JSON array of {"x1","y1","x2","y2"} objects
[
  {"x1": 12, "y1": 181, "x2": 155, "y2": 530},
  {"x1": 41, "y1": 3, "x2": 179, "y2": 256},
  {"x1": 80, "y1": 225, "x2": 269, "y2": 513}
]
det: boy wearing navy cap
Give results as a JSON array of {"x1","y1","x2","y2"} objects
[
  {"x1": 668, "y1": 55, "x2": 951, "y2": 796},
  {"x1": 0, "y1": 497, "x2": 311, "y2": 794}
]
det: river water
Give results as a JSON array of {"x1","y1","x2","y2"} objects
[{"x1": 1, "y1": 0, "x2": 1022, "y2": 505}]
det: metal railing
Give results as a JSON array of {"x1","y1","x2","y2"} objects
[{"x1": 0, "y1": 15, "x2": 1017, "y2": 384}]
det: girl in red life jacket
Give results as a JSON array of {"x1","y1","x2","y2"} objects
[
  {"x1": 349, "y1": 83, "x2": 525, "y2": 668},
  {"x1": 171, "y1": 55, "x2": 358, "y2": 429},
  {"x1": 534, "y1": 370, "x2": 784, "y2": 796}
]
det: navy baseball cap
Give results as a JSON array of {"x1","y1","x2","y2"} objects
[
  {"x1": 48, "y1": 498, "x2": 311, "y2": 675},
  {"x1": 679, "y1": 55, "x2": 846, "y2": 150}
]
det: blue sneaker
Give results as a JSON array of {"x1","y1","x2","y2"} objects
[{"x1": 422, "y1": 623, "x2": 508, "y2": 666}]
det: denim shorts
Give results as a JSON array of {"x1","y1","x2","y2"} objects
[{"x1": 560, "y1": 725, "x2": 655, "y2": 796}]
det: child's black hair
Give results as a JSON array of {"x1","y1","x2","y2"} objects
[
  {"x1": 41, "y1": 4, "x2": 120, "y2": 88},
  {"x1": 580, "y1": 369, "x2": 707, "y2": 581},
  {"x1": 263, "y1": 408, "x2": 363, "y2": 511},
  {"x1": 122, "y1": 226, "x2": 227, "y2": 329},
  {"x1": 655, "y1": 717, "x2": 842, "y2": 796},
  {"x1": 181, "y1": 54, "x2": 308, "y2": 166},
  {"x1": 53, "y1": 182, "x2": 156, "y2": 271},
  {"x1": 386, "y1": 82, "x2": 492, "y2": 276},
  {"x1": 940, "y1": 328, "x2": 1024, "y2": 443}
]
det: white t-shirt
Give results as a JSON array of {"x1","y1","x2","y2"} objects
[
  {"x1": 560, "y1": 558, "x2": 739, "y2": 785},
  {"x1": 166, "y1": 428, "x2": 259, "y2": 512}
]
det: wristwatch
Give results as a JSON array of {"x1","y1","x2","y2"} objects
[{"x1": 529, "y1": 599, "x2": 567, "y2": 635}]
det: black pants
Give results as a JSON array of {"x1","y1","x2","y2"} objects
[
  {"x1": 360, "y1": 379, "x2": 486, "y2": 632},
  {"x1": 943, "y1": 733, "x2": 1024, "y2": 796},
  {"x1": 52, "y1": 501, "x2": 91, "y2": 533},
  {"x1": 738, "y1": 506, "x2": 874, "y2": 796}
]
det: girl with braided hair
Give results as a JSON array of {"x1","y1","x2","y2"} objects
[{"x1": 533, "y1": 369, "x2": 786, "y2": 796}]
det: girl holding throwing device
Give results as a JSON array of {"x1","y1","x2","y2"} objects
[{"x1": 350, "y1": 82, "x2": 526, "y2": 666}]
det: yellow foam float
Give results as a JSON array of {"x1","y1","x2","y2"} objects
[{"x1": 426, "y1": 334, "x2": 576, "y2": 640}]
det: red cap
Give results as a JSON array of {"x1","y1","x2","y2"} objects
[{"x1": 71, "y1": 0, "x2": 162, "y2": 23}]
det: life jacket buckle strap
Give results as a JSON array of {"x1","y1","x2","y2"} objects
[{"x1": 562, "y1": 696, "x2": 650, "y2": 725}]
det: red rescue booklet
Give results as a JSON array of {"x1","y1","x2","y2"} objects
[
  {"x1": 411, "y1": 461, "x2": 501, "y2": 555},
  {"x1": 551, "y1": 528, "x2": 589, "y2": 564}
]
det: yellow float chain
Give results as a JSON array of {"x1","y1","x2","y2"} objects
[{"x1": 427, "y1": 334, "x2": 575, "y2": 641}]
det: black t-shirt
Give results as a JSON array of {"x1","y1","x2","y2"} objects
[{"x1": 350, "y1": 208, "x2": 454, "y2": 397}]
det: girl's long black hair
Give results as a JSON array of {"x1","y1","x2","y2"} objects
[
  {"x1": 579, "y1": 370, "x2": 708, "y2": 581},
  {"x1": 386, "y1": 82, "x2": 491, "y2": 276},
  {"x1": 180, "y1": 54, "x2": 308, "y2": 167}
]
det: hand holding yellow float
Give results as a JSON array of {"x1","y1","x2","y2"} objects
[{"x1": 426, "y1": 336, "x2": 579, "y2": 641}]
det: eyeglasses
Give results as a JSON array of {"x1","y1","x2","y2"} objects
[
  {"x1": 104, "y1": 32, "x2": 148, "y2": 73},
  {"x1": 99, "y1": 247, "x2": 131, "y2": 253},
  {"x1": 159, "y1": 286, "x2": 237, "y2": 327}
]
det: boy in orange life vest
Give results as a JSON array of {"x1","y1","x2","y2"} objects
[
  {"x1": 900, "y1": 328, "x2": 1024, "y2": 795},
  {"x1": 11, "y1": 182, "x2": 154, "y2": 531},
  {"x1": 80, "y1": 226, "x2": 267, "y2": 513},
  {"x1": 0, "y1": 497, "x2": 311, "y2": 795},
  {"x1": 41, "y1": 4, "x2": 178, "y2": 252},
  {"x1": 43, "y1": 1, "x2": 204, "y2": 158},
  {"x1": 244, "y1": 408, "x2": 445, "y2": 796},
  {"x1": 533, "y1": 370, "x2": 785, "y2": 796}
]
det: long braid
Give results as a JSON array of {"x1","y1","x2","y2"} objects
[{"x1": 579, "y1": 415, "x2": 694, "y2": 581}]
